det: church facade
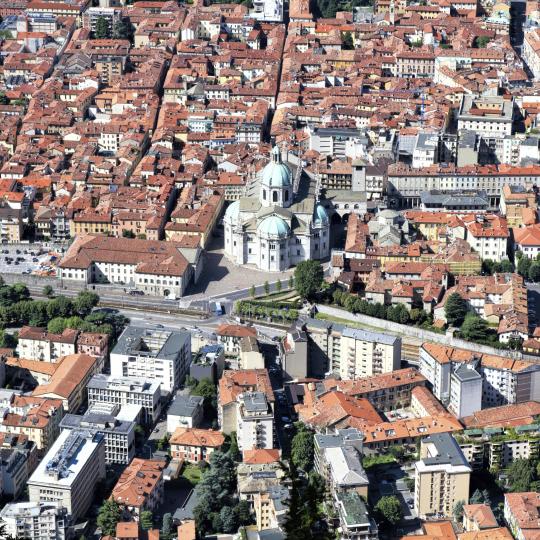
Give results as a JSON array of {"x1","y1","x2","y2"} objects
[{"x1": 223, "y1": 147, "x2": 331, "y2": 272}]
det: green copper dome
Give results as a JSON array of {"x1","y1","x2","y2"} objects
[
  {"x1": 261, "y1": 146, "x2": 292, "y2": 188},
  {"x1": 258, "y1": 215, "x2": 290, "y2": 238}
]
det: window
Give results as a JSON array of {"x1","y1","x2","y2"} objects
[
  {"x1": 285, "y1": 190, "x2": 289, "y2": 201},
  {"x1": 263, "y1": 189, "x2": 266, "y2": 200},
  {"x1": 272, "y1": 191, "x2": 278, "y2": 202}
]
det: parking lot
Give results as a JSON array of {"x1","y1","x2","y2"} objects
[{"x1": 0, "y1": 244, "x2": 60, "y2": 277}]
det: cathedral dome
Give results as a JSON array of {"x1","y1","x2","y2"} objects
[
  {"x1": 258, "y1": 215, "x2": 290, "y2": 238},
  {"x1": 313, "y1": 203, "x2": 329, "y2": 226},
  {"x1": 261, "y1": 147, "x2": 292, "y2": 188},
  {"x1": 224, "y1": 200, "x2": 240, "y2": 223}
]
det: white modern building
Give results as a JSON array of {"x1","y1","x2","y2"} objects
[
  {"x1": 167, "y1": 394, "x2": 204, "y2": 433},
  {"x1": 236, "y1": 392, "x2": 274, "y2": 451},
  {"x1": 87, "y1": 374, "x2": 161, "y2": 425},
  {"x1": 27, "y1": 430, "x2": 106, "y2": 522},
  {"x1": 223, "y1": 147, "x2": 331, "y2": 272},
  {"x1": 0, "y1": 502, "x2": 68, "y2": 540},
  {"x1": 251, "y1": 0, "x2": 283, "y2": 21},
  {"x1": 457, "y1": 95, "x2": 514, "y2": 138},
  {"x1": 110, "y1": 326, "x2": 191, "y2": 394},
  {"x1": 448, "y1": 363, "x2": 482, "y2": 419}
]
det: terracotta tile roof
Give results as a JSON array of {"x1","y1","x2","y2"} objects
[
  {"x1": 504, "y1": 492, "x2": 540, "y2": 535},
  {"x1": 242, "y1": 448, "x2": 280, "y2": 464},
  {"x1": 219, "y1": 369, "x2": 274, "y2": 406},
  {"x1": 399, "y1": 520, "x2": 457, "y2": 540},
  {"x1": 116, "y1": 522, "x2": 139, "y2": 539},
  {"x1": 169, "y1": 428, "x2": 224, "y2": 448},
  {"x1": 462, "y1": 401, "x2": 540, "y2": 428},
  {"x1": 112, "y1": 458, "x2": 166, "y2": 509},
  {"x1": 458, "y1": 528, "x2": 513, "y2": 540},
  {"x1": 463, "y1": 504, "x2": 498, "y2": 530},
  {"x1": 216, "y1": 324, "x2": 257, "y2": 338}
]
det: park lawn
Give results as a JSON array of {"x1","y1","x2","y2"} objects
[{"x1": 182, "y1": 463, "x2": 202, "y2": 485}]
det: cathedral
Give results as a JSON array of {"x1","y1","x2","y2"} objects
[{"x1": 223, "y1": 147, "x2": 331, "y2": 272}]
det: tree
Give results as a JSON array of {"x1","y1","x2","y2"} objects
[
  {"x1": 47, "y1": 317, "x2": 67, "y2": 334},
  {"x1": 445, "y1": 292, "x2": 468, "y2": 326},
  {"x1": 529, "y1": 262, "x2": 540, "y2": 283},
  {"x1": 140, "y1": 510, "x2": 153, "y2": 530},
  {"x1": 249, "y1": 285, "x2": 256, "y2": 298},
  {"x1": 507, "y1": 458, "x2": 536, "y2": 492},
  {"x1": 291, "y1": 426, "x2": 314, "y2": 472},
  {"x1": 73, "y1": 291, "x2": 99, "y2": 316},
  {"x1": 161, "y1": 512, "x2": 173, "y2": 540},
  {"x1": 42, "y1": 285, "x2": 54, "y2": 298},
  {"x1": 288, "y1": 274, "x2": 294, "y2": 289},
  {"x1": 276, "y1": 279, "x2": 282, "y2": 293},
  {"x1": 96, "y1": 500, "x2": 122, "y2": 536},
  {"x1": 518, "y1": 256, "x2": 532, "y2": 278},
  {"x1": 475, "y1": 36, "x2": 491, "y2": 48},
  {"x1": 499, "y1": 259, "x2": 514, "y2": 273},
  {"x1": 375, "y1": 495, "x2": 403, "y2": 527},
  {"x1": 342, "y1": 31, "x2": 354, "y2": 49},
  {"x1": 112, "y1": 18, "x2": 133, "y2": 40},
  {"x1": 469, "y1": 488, "x2": 485, "y2": 504},
  {"x1": 0, "y1": 329, "x2": 16, "y2": 348},
  {"x1": 453, "y1": 500, "x2": 465, "y2": 521},
  {"x1": 264, "y1": 281, "x2": 270, "y2": 295},
  {"x1": 219, "y1": 506, "x2": 238, "y2": 533},
  {"x1": 294, "y1": 260, "x2": 324, "y2": 300},
  {"x1": 227, "y1": 431, "x2": 240, "y2": 461},
  {"x1": 460, "y1": 314, "x2": 490, "y2": 342},
  {"x1": 122, "y1": 229, "x2": 135, "y2": 238},
  {"x1": 191, "y1": 378, "x2": 217, "y2": 415},
  {"x1": 94, "y1": 16, "x2": 111, "y2": 39}
]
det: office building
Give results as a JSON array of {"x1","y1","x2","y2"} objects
[
  {"x1": 27, "y1": 430, "x2": 106, "y2": 521},
  {"x1": 167, "y1": 394, "x2": 204, "y2": 433},
  {"x1": 414, "y1": 433, "x2": 471, "y2": 519},
  {"x1": 111, "y1": 326, "x2": 191, "y2": 393},
  {"x1": 87, "y1": 374, "x2": 161, "y2": 425},
  {"x1": 60, "y1": 406, "x2": 135, "y2": 465}
]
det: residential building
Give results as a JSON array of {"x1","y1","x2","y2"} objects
[
  {"x1": 0, "y1": 391, "x2": 64, "y2": 452},
  {"x1": 449, "y1": 363, "x2": 483, "y2": 419},
  {"x1": 414, "y1": 433, "x2": 472, "y2": 519},
  {"x1": 253, "y1": 485, "x2": 289, "y2": 532},
  {"x1": 30, "y1": 353, "x2": 101, "y2": 413},
  {"x1": 302, "y1": 318, "x2": 402, "y2": 380},
  {"x1": 523, "y1": 27, "x2": 540, "y2": 80},
  {"x1": 166, "y1": 394, "x2": 204, "y2": 433},
  {"x1": 236, "y1": 392, "x2": 274, "y2": 451},
  {"x1": 16, "y1": 327, "x2": 78, "y2": 362},
  {"x1": 189, "y1": 344, "x2": 225, "y2": 383},
  {"x1": 110, "y1": 326, "x2": 191, "y2": 394},
  {"x1": 218, "y1": 370, "x2": 274, "y2": 434},
  {"x1": 27, "y1": 430, "x2": 106, "y2": 522},
  {"x1": 112, "y1": 458, "x2": 166, "y2": 518},
  {"x1": 281, "y1": 326, "x2": 309, "y2": 380},
  {"x1": 239, "y1": 337, "x2": 265, "y2": 370},
  {"x1": 335, "y1": 491, "x2": 378, "y2": 539},
  {"x1": 0, "y1": 502, "x2": 68, "y2": 540},
  {"x1": 169, "y1": 428, "x2": 224, "y2": 463},
  {"x1": 216, "y1": 324, "x2": 257, "y2": 356},
  {"x1": 457, "y1": 96, "x2": 514, "y2": 138},
  {"x1": 59, "y1": 406, "x2": 135, "y2": 465},
  {"x1": 514, "y1": 224, "x2": 540, "y2": 259},
  {"x1": 0, "y1": 433, "x2": 38, "y2": 498},
  {"x1": 461, "y1": 401, "x2": 540, "y2": 429},
  {"x1": 504, "y1": 492, "x2": 540, "y2": 540},
  {"x1": 462, "y1": 504, "x2": 498, "y2": 531},
  {"x1": 419, "y1": 343, "x2": 540, "y2": 408},
  {"x1": 87, "y1": 375, "x2": 162, "y2": 426}
]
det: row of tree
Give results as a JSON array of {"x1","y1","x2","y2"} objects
[
  {"x1": 236, "y1": 300, "x2": 299, "y2": 323},
  {"x1": 94, "y1": 16, "x2": 133, "y2": 41}
]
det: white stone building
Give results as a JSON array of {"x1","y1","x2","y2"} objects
[{"x1": 224, "y1": 147, "x2": 331, "y2": 272}]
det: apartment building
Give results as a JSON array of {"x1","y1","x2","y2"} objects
[
  {"x1": 166, "y1": 394, "x2": 204, "y2": 432},
  {"x1": 110, "y1": 326, "x2": 191, "y2": 394},
  {"x1": 27, "y1": 429, "x2": 106, "y2": 522},
  {"x1": 314, "y1": 429, "x2": 369, "y2": 499},
  {"x1": 414, "y1": 433, "x2": 471, "y2": 520},
  {"x1": 17, "y1": 327, "x2": 78, "y2": 362},
  {"x1": 169, "y1": 428, "x2": 224, "y2": 463},
  {"x1": 60, "y1": 407, "x2": 135, "y2": 465},
  {"x1": 419, "y1": 343, "x2": 540, "y2": 408},
  {"x1": 335, "y1": 491, "x2": 378, "y2": 540},
  {"x1": 523, "y1": 27, "x2": 540, "y2": 80},
  {"x1": 216, "y1": 324, "x2": 258, "y2": 355},
  {"x1": 504, "y1": 492, "x2": 540, "y2": 540},
  {"x1": 303, "y1": 318, "x2": 401, "y2": 380},
  {"x1": 0, "y1": 391, "x2": 64, "y2": 452},
  {"x1": 87, "y1": 375, "x2": 161, "y2": 425},
  {"x1": 0, "y1": 433, "x2": 37, "y2": 498},
  {"x1": 333, "y1": 368, "x2": 427, "y2": 412},
  {"x1": 218, "y1": 370, "x2": 274, "y2": 435},
  {"x1": 458, "y1": 424, "x2": 540, "y2": 471},
  {"x1": 449, "y1": 363, "x2": 483, "y2": 419},
  {"x1": 82, "y1": 7, "x2": 121, "y2": 33},
  {"x1": 236, "y1": 392, "x2": 274, "y2": 451},
  {"x1": 0, "y1": 502, "x2": 68, "y2": 540},
  {"x1": 112, "y1": 458, "x2": 166, "y2": 518}
]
